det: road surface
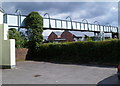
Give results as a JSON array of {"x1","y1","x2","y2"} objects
[{"x1": 1, "y1": 61, "x2": 120, "y2": 85}]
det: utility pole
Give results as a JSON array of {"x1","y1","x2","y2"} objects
[{"x1": 118, "y1": 1, "x2": 120, "y2": 39}]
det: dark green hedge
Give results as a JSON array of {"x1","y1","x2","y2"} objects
[{"x1": 33, "y1": 40, "x2": 120, "y2": 64}]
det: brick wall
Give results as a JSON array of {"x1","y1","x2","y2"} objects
[
  {"x1": 16, "y1": 48, "x2": 28, "y2": 60},
  {"x1": 61, "y1": 31, "x2": 74, "y2": 42},
  {"x1": 48, "y1": 32, "x2": 58, "y2": 41}
]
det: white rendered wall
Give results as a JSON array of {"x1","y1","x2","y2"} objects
[
  {"x1": 0, "y1": 13, "x2": 2, "y2": 85},
  {"x1": 0, "y1": 24, "x2": 16, "y2": 68},
  {"x1": 0, "y1": 24, "x2": 3, "y2": 67},
  {"x1": 0, "y1": 11, "x2": 3, "y2": 24},
  {"x1": 3, "y1": 24, "x2": 8, "y2": 40}
]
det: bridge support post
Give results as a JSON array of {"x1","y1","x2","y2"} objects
[
  {"x1": 118, "y1": 2, "x2": 120, "y2": 39},
  {"x1": 94, "y1": 32, "x2": 97, "y2": 41},
  {"x1": 94, "y1": 32, "x2": 105, "y2": 41},
  {"x1": 118, "y1": 27, "x2": 120, "y2": 39},
  {"x1": 100, "y1": 31, "x2": 105, "y2": 40},
  {"x1": 94, "y1": 32, "x2": 100, "y2": 41},
  {"x1": 112, "y1": 33, "x2": 119, "y2": 39},
  {"x1": 119, "y1": 31, "x2": 120, "y2": 39}
]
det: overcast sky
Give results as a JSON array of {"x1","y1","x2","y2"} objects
[{"x1": 2, "y1": 2, "x2": 118, "y2": 36}]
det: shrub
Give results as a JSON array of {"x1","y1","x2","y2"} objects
[
  {"x1": 8, "y1": 28, "x2": 25, "y2": 48},
  {"x1": 32, "y1": 40, "x2": 120, "y2": 65}
]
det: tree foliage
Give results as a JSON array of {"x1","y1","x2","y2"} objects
[
  {"x1": 8, "y1": 28, "x2": 25, "y2": 48},
  {"x1": 25, "y1": 11, "x2": 43, "y2": 48}
]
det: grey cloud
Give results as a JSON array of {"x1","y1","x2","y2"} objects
[
  {"x1": 76, "y1": 2, "x2": 116, "y2": 18},
  {"x1": 3, "y1": 2, "x2": 94, "y2": 15},
  {"x1": 2, "y1": 2, "x2": 118, "y2": 26}
]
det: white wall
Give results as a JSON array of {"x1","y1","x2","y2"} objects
[
  {"x1": 0, "y1": 11, "x2": 2, "y2": 85},
  {"x1": 0, "y1": 11, "x2": 16, "y2": 68},
  {"x1": 0, "y1": 11, "x2": 3, "y2": 24},
  {"x1": 0, "y1": 24, "x2": 16, "y2": 68}
]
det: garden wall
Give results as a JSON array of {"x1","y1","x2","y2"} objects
[{"x1": 16, "y1": 48, "x2": 28, "y2": 60}]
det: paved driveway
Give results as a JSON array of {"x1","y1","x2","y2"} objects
[{"x1": 1, "y1": 61, "x2": 120, "y2": 84}]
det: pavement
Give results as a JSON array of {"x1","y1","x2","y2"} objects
[
  {"x1": 0, "y1": 69, "x2": 2, "y2": 86},
  {"x1": 1, "y1": 61, "x2": 120, "y2": 85}
]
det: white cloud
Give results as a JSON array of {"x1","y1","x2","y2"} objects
[
  {"x1": 111, "y1": 7, "x2": 117, "y2": 10},
  {"x1": 51, "y1": 13, "x2": 70, "y2": 19}
]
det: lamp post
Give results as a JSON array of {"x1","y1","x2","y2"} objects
[
  {"x1": 15, "y1": 9, "x2": 21, "y2": 31},
  {"x1": 66, "y1": 16, "x2": 73, "y2": 29},
  {"x1": 82, "y1": 19, "x2": 89, "y2": 30},
  {"x1": 44, "y1": 13, "x2": 51, "y2": 28}
]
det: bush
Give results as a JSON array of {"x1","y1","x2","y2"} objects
[
  {"x1": 32, "y1": 40, "x2": 120, "y2": 65},
  {"x1": 8, "y1": 28, "x2": 26, "y2": 48}
]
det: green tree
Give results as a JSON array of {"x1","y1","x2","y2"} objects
[
  {"x1": 8, "y1": 28, "x2": 25, "y2": 48},
  {"x1": 25, "y1": 11, "x2": 43, "y2": 48}
]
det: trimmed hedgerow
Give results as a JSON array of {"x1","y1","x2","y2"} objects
[{"x1": 33, "y1": 40, "x2": 120, "y2": 65}]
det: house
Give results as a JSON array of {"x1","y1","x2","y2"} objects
[
  {"x1": 61, "y1": 31, "x2": 75, "y2": 42},
  {"x1": 61, "y1": 31, "x2": 94, "y2": 42},
  {"x1": 48, "y1": 31, "x2": 95, "y2": 42},
  {"x1": 48, "y1": 31, "x2": 66, "y2": 42},
  {"x1": 48, "y1": 31, "x2": 113, "y2": 42}
]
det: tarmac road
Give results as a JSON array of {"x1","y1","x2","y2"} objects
[{"x1": 1, "y1": 61, "x2": 120, "y2": 85}]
